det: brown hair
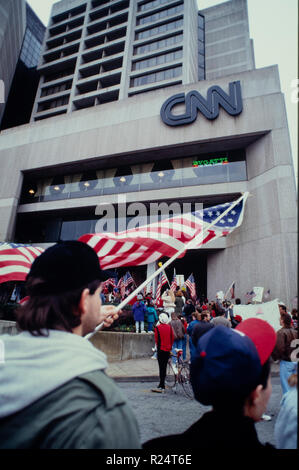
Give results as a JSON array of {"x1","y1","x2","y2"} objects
[
  {"x1": 16, "y1": 277, "x2": 101, "y2": 336},
  {"x1": 200, "y1": 312, "x2": 209, "y2": 321},
  {"x1": 280, "y1": 312, "x2": 292, "y2": 328}
]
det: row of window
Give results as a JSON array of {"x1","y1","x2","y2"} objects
[
  {"x1": 20, "y1": 151, "x2": 247, "y2": 207},
  {"x1": 130, "y1": 65, "x2": 182, "y2": 87},
  {"x1": 136, "y1": 18, "x2": 183, "y2": 40},
  {"x1": 133, "y1": 32, "x2": 182, "y2": 55},
  {"x1": 132, "y1": 48, "x2": 182, "y2": 70},
  {"x1": 137, "y1": 3, "x2": 183, "y2": 26},
  {"x1": 138, "y1": 0, "x2": 174, "y2": 13}
]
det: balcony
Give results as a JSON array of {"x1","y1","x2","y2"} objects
[
  {"x1": 81, "y1": 41, "x2": 125, "y2": 64},
  {"x1": 72, "y1": 88, "x2": 120, "y2": 110},
  {"x1": 48, "y1": 17, "x2": 84, "y2": 38},
  {"x1": 46, "y1": 30, "x2": 82, "y2": 51},
  {"x1": 87, "y1": 13, "x2": 128, "y2": 36},
  {"x1": 76, "y1": 71, "x2": 121, "y2": 95},
  {"x1": 51, "y1": 4, "x2": 87, "y2": 26},
  {"x1": 79, "y1": 53, "x2": 123, "y2": 74}
]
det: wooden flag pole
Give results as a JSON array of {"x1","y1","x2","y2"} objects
[{"x1": 85, "y1": 192, "x2": 249, "y2": 339}]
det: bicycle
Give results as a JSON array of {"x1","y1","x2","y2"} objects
[{"x1": 165, "y1": 349, "x2": 194, "y2": 399}]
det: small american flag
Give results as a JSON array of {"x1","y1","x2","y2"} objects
[
  {"x1": 170, "y1": 268, "x2": 177, "y2": 292},
  {"x1": 185, "y1": 273, "x2": 196, "y2": 299},
  {"x1": 102, "y1": 277, "x2": 116, "y2": 290},
  {"x1": 79, "y1": 196, "x2": 247, "y2": 269},
  {"x1": 124, "y1": 271, "x2": 134, "y2": 288},
  {"x1": 155, "y1": 272, "x2": 165, "y2": 305},
  {"x1": 0, "y1": 243, "x2": 44, "y2": 284},
  {"x1": 264, "y1": 289, "x2": 270, "y2": 300},
  {"x1": 230, "y1": 281, "x2": 235, "y2": 299},
  {"x1": 245, "y1": 290, "x2": 255, "y2": 301}
]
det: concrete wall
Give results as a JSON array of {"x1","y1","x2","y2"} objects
[
  {"x1": 88, "y1": 331, "x2": 155, "y2": 362},
  {"x1": 0, "y1": 320, "x2": 19, "y2": 336},
  {"x1": 0, "y1": 0, "x2": 26, "y2": 126},
  {"x1": 201, "y1": 0, "x2": 255, "y2": 80},
  {"x1": 0, "y1": 322, "x2": 155, "y2": 361}
]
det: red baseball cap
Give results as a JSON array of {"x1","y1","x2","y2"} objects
[{"x1": 236, "y1": 318, "x2": 277, "y2": 365}]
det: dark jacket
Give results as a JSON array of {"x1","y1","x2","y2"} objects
[
  {"x1": 143, "y1": 410, "x2": 275, "y2": 449},
  {"x1": 174, "y1": 296, "x2": 185, "y2": 315},
  {"x1": 183, "y1": 302, "x2": 195, "y2": 322},
  {"x1": 191, "y1": 321, "x2": 214, "y2": 347}
]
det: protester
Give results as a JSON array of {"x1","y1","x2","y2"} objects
[
  {"x1": 0, "y1": 241, "x2": 141, "y2": 449},
  {"x1": 178, "y1": 314, "x2": 188, "y2": 361},
  {"x1": 152, "y1": 313, "x2": 175, "y2": 393},
  {"x1": 170, "y1": 312, "x2": 185, "y2": 371},
  {"x1": 146, "y1": 301, "x2": 158, "y2": 333},
  {"x1": 174, "y1": 290, "x2": 185, "y2": 315},
  {"x1": 187, "y1": 312, "x2": 201, "y2": 361},
  {"x1": 274, "y1": 373, "x2": 298, "y2": 449},
  {"x1": 144, "y1": 318, "x2": 277, "y2": 448},
  {"x1": 191, "y1": 312, "x2": 214, "y2": 349},
  {"x1": 211, "y1": 310, "x2": 231, "y2": 328},
  {"x1": 161, "y1": 289, "x2": 176, "y2": 315},
  {"x1": 271, "y1": 312, "x2": 298, "y2": 394},
  {"x1": 132, "y1": 294, "x2": 147, "y2": 333},
  {"x1": 183, "y1": 299, "x2": 195, "y2": 323},
  {"x1": 290, "y1": 308, "x2": 298, "y2": 329}
]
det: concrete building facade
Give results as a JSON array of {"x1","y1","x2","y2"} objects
[
  {"x1": 0, "y1": 0, "x2": 297, "y2": 306},
  {"x1": 0, "y1": 0, "x2": 26, "y2": 126}
]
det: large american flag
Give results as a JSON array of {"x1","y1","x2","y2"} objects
[
  {"x1": 185, "y1": 273, "x2": 196, "y2": 299},
  {"x1": 0, "y1": 243, "x2": 44, "y2": 284},
  {"x1": 79, "y1": 196, "x2": 247, "y2": 269}
]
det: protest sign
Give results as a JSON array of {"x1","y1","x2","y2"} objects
[{"x1": 233, "y1": 299, "x2": 281, "y2": 331}]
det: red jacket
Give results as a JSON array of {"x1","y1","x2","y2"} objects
[{"x1": 155, "y1": 323, "x2": 174, "y2": 352}]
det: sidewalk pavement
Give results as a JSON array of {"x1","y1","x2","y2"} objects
[{"x1": 106, "y1": 356, "x2": 280, "y2": 382}]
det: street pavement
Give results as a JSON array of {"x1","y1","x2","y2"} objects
[
  {"x1": 106, "y1": 357, "x2": 282, "y2": 448},
  {"x1": 106, "y1": 356, "x2": 280, "y2": 381},
  {"x1": 117, "y1": 376, "x2": 282, "y2": 447}
]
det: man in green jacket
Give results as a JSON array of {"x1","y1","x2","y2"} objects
[{"x1": 0, "y1": 241, "x2": 141, "y2": 449}]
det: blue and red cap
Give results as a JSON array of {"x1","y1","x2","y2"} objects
[{"x1": 190, "y1": 318, "x2": 276, "y2": 405}]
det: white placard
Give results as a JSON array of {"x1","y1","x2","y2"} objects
[
  {"x1": 252, "y1": 287, "x2": 264, "y2": 303},
  {"x1": 233, "y1": 299, "x2": 281, "y2": 331}
]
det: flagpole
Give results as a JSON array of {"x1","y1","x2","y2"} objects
[{"x1": 85, "y1": 192, "x2": 249, "y2": 339}]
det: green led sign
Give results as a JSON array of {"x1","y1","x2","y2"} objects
[{"x1": 192, "y1": 157, "x2": 229, "y2": 167}]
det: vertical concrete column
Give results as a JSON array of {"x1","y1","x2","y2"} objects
[
  {"x1": 118, "y1": 0, "x2": 137, "y2": 100},
  {"x1": 146, "y1": 262, "x2": 157, "y2": 293},
  {"x1": 67, "y1": 0, "x2": 92, "y2": 112}
]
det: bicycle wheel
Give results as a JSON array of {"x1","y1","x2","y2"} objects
[
  {"x1": 180, "y1": 363, "x2": 194, "y2": 399},
  {"x1": 165, "y1": 360, "x2": 176, "y2": 388}
]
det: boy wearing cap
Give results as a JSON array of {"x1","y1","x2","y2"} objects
[
  {"x1": 0, "y1": 241, "x2": 141, "y2": 449},
  {"x1": 144, "y1": 318, "x2": 277, "y2": 448}
]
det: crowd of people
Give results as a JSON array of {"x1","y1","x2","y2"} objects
[{"x1": 0, "y1": 241, "x2": 297, "y2": 450}]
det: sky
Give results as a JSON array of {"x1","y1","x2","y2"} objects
[{"x1": 27, "y1": 0, "x2": 298, "y2": 180}]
